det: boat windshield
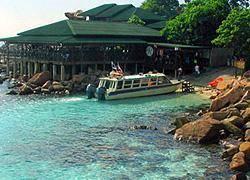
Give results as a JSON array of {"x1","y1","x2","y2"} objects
[{"x1": 158, "y1": 76, "x2": 170, "y2": 84}]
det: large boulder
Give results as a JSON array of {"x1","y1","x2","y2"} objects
[
  {"x1": 239, "y1": 142, "x2": 250, "y2": 159},
  {"x1": 230, "y1": 152, "x2": 248, "y2": 171},
  {"x1": 241, "y1": 108, "x2": 250, "y2": 123},
  {"x1": 174, "y1": 117, "x2": 223, "y2": 144},
  {"x1": 209, "y1": 111, "x2": 229, "y2": 120},
  {"x1": 210, "y1": 84, "x2": 244, "y2": 111},
  {"x1": 222, "y1": 121, "x2": 243, "y2": 137},
  {"x1": 42, "y1": 80, "x2": 52, "y2": 89},
  {"x1": 28, "y1": 71, "x2": 50, "y2": 86},
  {"x1": 222, "y1": 116, "x2": 244, "y2": 128},
  {"x1": 51, "y1": 81, "x2": 65, "y2": 91},
  {"x1": 19, "y1": 84, "x2": 33, "y2": 95}
]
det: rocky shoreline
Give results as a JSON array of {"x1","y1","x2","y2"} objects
[
  {"x1": 172, "y1": 77, "x2": 250, "y2": 179},
  {"x1": 2, "y1": 71, "x2": 109, "y2": 96}
]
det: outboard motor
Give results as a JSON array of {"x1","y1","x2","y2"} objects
[
  {"x1": 96, "y1": 87, "x2": 106, "y2": 101},
  {"x1": 86, "y1": 84, "x2": 96, "y2": 99}
]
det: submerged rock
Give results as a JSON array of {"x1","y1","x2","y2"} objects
[
  {"x1": 6, "y1": 90, "x2": 18, "y2": 95},
  {"x1": 174, "y1": 117, "x2": 223, "y2": 144},
  {"x1": 130, "y1": 125, "x2": 158, "y2": 130}
]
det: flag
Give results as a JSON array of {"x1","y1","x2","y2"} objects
[
  {"x1": 117, "y1": 62, "x2": 123, "y2": 74},
  {"x1": 111, "y1": 61, "x2": 117, "y2": 71}
]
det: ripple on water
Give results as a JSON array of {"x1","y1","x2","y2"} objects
[{"x1": 0, "y1": 83, "x2": 232, "y2": 179}]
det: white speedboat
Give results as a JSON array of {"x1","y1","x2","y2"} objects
[{"x1": 86, "y1": 73, "x2": 182, "y2": 100}]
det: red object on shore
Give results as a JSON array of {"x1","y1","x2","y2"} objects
[{"x1": 208, "y1": 77, "x2": 224, "y2": 87}]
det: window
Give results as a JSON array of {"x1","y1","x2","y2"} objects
[
  {"x1": 141, "y1": 79, "x2": 149, "y2": 87},
  {"x1": 124, "y1": 80, "x2": 132, "y2": 88},
  {"x1": 105, "y1": 81, "x2": 110, "y2": 89},
  {"x1": 148, "y1": 78, "x2": 157, "y2": 86},
  {"x1": 132, "y1": 80, "x2": 140, "y2": 88},
  {"x1": 158, "y1": 77, "x2": 170, "y2": 85},
  {"x1": 98, "y1": 80, "x2": 104, "y2": 88},
  {"x1": 117, "y1": 81, "x2": 123, "y2": 89}
]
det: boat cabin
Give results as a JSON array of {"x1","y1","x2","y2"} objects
[{"x1": 98, "y1": 73, "x2": 171, "y2": 92}]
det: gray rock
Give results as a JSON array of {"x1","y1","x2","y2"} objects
[
  {"x1": 173, "y1": 116, "x2": 190, "y2": 129},
  {"x1": 6, "y1": 90, "x2": 18, "y2": 95}
]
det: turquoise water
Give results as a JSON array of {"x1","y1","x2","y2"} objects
[{"x1": 0, "y1": 82, "x2": 230, "y2": 179}]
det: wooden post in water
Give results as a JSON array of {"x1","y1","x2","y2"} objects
[
  {"x1": 13, "y1": 61, "x2": 17, "y2": 78},
  {"x1": 6, "y1": 44, "x2": 10, "y2": 76},
  {"x1": 42, "y1": 63, "x2": 48, "y2": 72},
  {"x1": 34, "y1": 62, "x2": 39, "y2": 74},
  {"x1": 27, "y1": 62, "x2": 31, "y2": 78},
  {"x1": 60, "y1": 64, "x2": 65, "y2": 81},
  {"x1": 20, "y1": 61, "x2": 24, "y2": 76},
  {"x1": 52, "y1": 64, "x2": 57, "y2": 80}
]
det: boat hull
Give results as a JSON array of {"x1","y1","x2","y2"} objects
[{"x1": 105, "y1": 82, "x2": 182, "y2": 100}]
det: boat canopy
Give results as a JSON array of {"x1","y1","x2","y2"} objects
[{"x1": 99, "y1": 73, "x2": 166, "y2": 81}]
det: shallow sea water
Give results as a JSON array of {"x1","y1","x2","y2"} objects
[{"x1": 0, "y1": 82, "x2": 231, "y2": 179}]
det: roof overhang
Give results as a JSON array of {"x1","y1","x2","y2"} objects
[
  {"x1": 148, "y1": 42, "x2": 211, "y2": 49},
  {"x1": 0, "y1": 36, "x2": 147, "y2": 45}
]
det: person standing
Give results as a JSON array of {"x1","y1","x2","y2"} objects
[
  {"x1": 195, "y1": 64, "x2": 200, "y2": 76},
  {"x1": 177, "y1": 67, "x2": 183, "y2": 80}
]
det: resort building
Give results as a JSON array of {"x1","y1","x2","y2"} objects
[{"x1": 0, "y1": 3, "x2": 231, "y2": 80}]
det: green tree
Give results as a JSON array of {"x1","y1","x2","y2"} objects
[
  {"x1": 229, "y1": 0, "x2": 249, "y2": 8},
  {"x1": 212, "y1": 8, "x2": 250, "y2": 58},
  {"x1": 128, "y1": 14, "x2": 146, "y2": 25},
  {"x1": 162, "y1": 0, "x2": 231, "y2": 45},
  {"x1": 141, "y1": 0, "x2": 180, "y2": 19}
]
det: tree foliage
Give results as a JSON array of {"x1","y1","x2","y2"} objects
[
  {"x1": 141, "y1": 0, "x2": 180, "y2": 19},
  {"x1": 162, "y1": 0, "x2": 231, "y2": 45},
  {"x1": 212, "y1": 8, "x2": 250, "y2": 58},
  {"x1": 228, "y1": 0, "x2": 249, "y2": 8},
  {"x1": 128, "y1": 14, "x2": 146, "y2": 25}
]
